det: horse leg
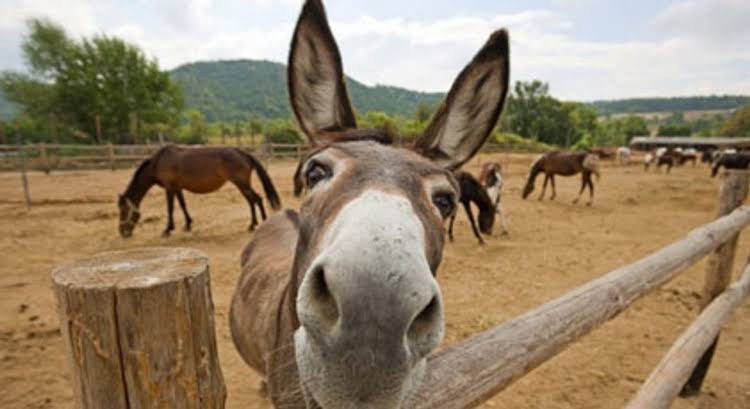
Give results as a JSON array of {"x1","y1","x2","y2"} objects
[
  {"x1": 573, "y1": 173, "x2": 587, "y2": 204},
  {"x1": 176, "y1": 190, "x2": 192, "y2": 231},
  {"x1": 586, "y1": 173, "x2": 594, "y2": 206},
  {"x1": 232, "y1": 181, "x2": 260, "y2": 231},
  {"x1": 496, "y1": 201, "x2": 509, "y2": 235},
  {"x1": 549, "y1": 175, "x2": 556, "y2": 200},
  {"x1": 538, "y1": 174, "x2": 549, "y2": 201},
  {"x1": 463, "y1": 202, "x2": 485, "y2": 245},
  {"x1": 448, "y1": 213, "x2": 456, "y2": 242},
  {"x1": 163, "y1": 191, "x2": 175, "y2": 237}
]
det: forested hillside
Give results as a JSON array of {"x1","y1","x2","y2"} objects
[
  {"x1": 170, "y1": 59, "x2": 443, "y2": 122},
  {"x1": 589, "y1": 96, "x2": 750, "y2": 115}
]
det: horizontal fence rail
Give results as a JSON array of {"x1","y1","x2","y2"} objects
[
  {"x1": 0, "y1": 141, "x2": 526, "y2": 172},
  {"x1": 416, "y1": 204, "x2": 750, "y2": 409},
  {"x1": 626, "y1": 264, "x2": 750, "y2": 409}
]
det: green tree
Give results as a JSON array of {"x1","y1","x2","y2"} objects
[
  {"x1": 264, "y1": 118, "x2": 301, "y2": 144},
  {"x1": 503, "y1": 80, "x2": 575, "y2": 146},
  {"x1": 658, "y1": 124, "x2": 691, "y2": 136},
  {"x1": 720, "y1": 104, "x2": 750, "y2": 137},
  {"x1": 182, "y1": 109, "x2": 206, "y2": 144},
  {"x1": 1, "y1": 18, "x2": 183, "y2": 143}
]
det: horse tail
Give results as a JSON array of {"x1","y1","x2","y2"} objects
[
  {"x1": 522, "y1": 154, "x2": 546, "y2": 199},
  {"x1": 583, "y1": 153, "x2": 601, "y2": 180},
  {"x1": 239, "y1": 149, "x2": 282, "y2": 210}
]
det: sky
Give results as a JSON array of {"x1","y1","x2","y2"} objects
[{"x1": 0, "y1": 0, "x2": 748, "y2": 101}]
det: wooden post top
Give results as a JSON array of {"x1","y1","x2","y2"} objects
[{"x1": 52, "y1": 247, "x2": 208, "y2": 289}]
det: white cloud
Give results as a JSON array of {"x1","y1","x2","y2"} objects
[{"x1": 1, "y1": 0, "x2": 749, "y2": 100}]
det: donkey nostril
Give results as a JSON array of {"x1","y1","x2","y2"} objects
[
  {"x1": 407, "y1": 294, "x2": 442, "y2": 351},
  {"x1": 306, "y1": 265, "x2": 339, "y2": 331}
]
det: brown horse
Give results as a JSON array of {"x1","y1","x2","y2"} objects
[
  {"x1": 117, "y1": 145, "x2": 280, "y2": 237},
  {"x1": 448, "y1": 171, "x2": 495, "y2": 244},
  {"x1": 229, "y1": 1, "x2": 510, "y2": 407},
  {"x1": 522, "y1": 150, "x2": 601, "y2": 205},
  {"x1": 479, "y1": 161, "x2": 509, "y2": 234}
]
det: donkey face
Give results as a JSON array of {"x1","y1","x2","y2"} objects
[{"x1": 287, "y1": 1, "x2": 509, "y2": 407}]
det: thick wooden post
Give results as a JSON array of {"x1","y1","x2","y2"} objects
[
  {"x1": 681, "y1": 170, "x2": 749, "y2": 396},
  {"x1": 52, "y1": 247, "x2": 226, "y2": 409},
  {"x1": 627, "y1": 263, "x2": 750, "y2": 408},
  {"x1": 0, "y1": 119, "x2": 5, "y2": 144}
]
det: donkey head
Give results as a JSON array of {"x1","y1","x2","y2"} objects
[{"x1": 287, "y1": 1, "x2": 509, "y2": 407}]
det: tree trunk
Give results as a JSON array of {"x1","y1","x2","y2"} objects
[{"x1": 51, "y1": 247, "x2": 226, "y2": 409}]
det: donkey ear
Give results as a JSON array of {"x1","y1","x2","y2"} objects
[
  {"x1": 288, "y1": 0, "x2": 357, "y2": 146},
  {"x1": 413, "y1": 29, "x2": 510, "y2": 170}
]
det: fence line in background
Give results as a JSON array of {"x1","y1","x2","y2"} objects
[{"x1": 0, "y1": 140, "x2": 535, "y2": 173}]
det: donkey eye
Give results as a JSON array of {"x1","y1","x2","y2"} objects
[
  {"x1": 432, "y1": 192, "x2": 456, "y2": 219},
  {"x1": 306, "y1": 162, "x2": 331, "y2": 189}
]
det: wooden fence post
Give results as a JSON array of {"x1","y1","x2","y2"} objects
[
  {"x1": 40, "y1": 142, "x2": 50, "y2": 174},
  {"x1": 0, "y1": 119, "x2": 5, "y2": 144},
  {"x1": 681, "y1": 170, "x2": 749, "y2": 396},
  {"x1": 51, "y1": 247, "x2": 226, "y2": 409},
  {"x1": 16, "y1": 131, "x2": 31, "y2": 209},
  {"x1": 106, "y1": 143, "x2": 115, "y2": 171},
  {"x1": 95, "y1": 115, "x2": 102, "y2": 144}
]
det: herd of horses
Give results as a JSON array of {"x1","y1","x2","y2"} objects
[{"x1": 109, "y1": 2, "x2": 749, "y2": 408}]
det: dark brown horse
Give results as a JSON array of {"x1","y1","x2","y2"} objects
[
  {"x1": 448, "y1": 171, "x2": 495, "y2": 244},
  {"x1": 522, "y1": 150, "x2": 600, "y2": 205},
  {"x1": 118, "y1": 145, "x2": 280, "y2": 237}
]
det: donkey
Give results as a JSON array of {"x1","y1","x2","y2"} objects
[
  {"x1": 117, "y1": 145, "x2": 280, "y2": 237},
  {"x1": 479, "y1": 161, "x2": 509, "y2": 235},
  {"x1": 229, "y1": 1, "x2": 510, "y2": 408},
  {"x1": 522, "y1": 151, "x2": 600, "y2": 205},
  {"x1": 448, "y1": 171, "x2": 495, "y2": 245},
  {"x1": 711, "y1": 152, "x2": 750, "y2": 177}
]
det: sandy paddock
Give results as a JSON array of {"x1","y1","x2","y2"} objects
[{"x1": 1, "y1": 152, "x2": 749, "y2": 409}]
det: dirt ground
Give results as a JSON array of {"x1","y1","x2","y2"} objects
[{"x1": 1, "y1": 152, "x2": 749, "y2": 409}]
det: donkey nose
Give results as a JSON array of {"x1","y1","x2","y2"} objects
[{"x1": 297, "y1": 259, "x2": 444, "y2": 360}]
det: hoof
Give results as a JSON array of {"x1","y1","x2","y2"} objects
[
  {"x1": 586, "y1": 202, "x2": 593, "y2": 207},
  {"x1": 500, "y1": 230, "x2": 509, "y2": 236},
  {"x1": 184, "y1": 225, "x2": 192, "y2": 232},
  {"x1": 162, "y1": 230, "x2": 172, "y2": 237}
]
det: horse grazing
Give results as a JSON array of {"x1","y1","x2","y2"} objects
[
  {"x1": 656, "y1": 153, "x2": 676, "y2": 173},
  {"x1": 711, "y1": 152, "x2": 750, "y2": 177},
  {"x1": 479, "y1": 161, "x2": 509, "y2": 235},
  {"x1": 117, "y1": 145, "x2": 280, "y2": 237},
  {"x1": 616, "y1": 146, "x2": 631, "y2": 166},
  {"x1": 229, "y1": 1, "x2": 510, "y2": 407},
  {"x1": 522, "y1": 151, "x2": 601, "y2": 205},
  {"x1": 448, "y1": 171, "x2": 495, "y2": 244}
]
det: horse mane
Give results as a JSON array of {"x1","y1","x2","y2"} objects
[{"x1": 123, "y1": 158, "x2": 152, "y2": 197}]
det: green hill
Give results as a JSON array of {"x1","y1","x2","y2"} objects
[
  {"x1": 589, "y1": 96, "x2": 750, "y2": 115},
  {"x1": 170, "y1": 59, "x2": 444, "y2": 122}
]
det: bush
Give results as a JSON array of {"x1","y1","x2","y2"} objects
[
  {"x1": 264, "y1": 118, "x2": 302, "y2": 144},
  {"x1": 490, "y1": 132, "x2": 555, "y2": 152}
]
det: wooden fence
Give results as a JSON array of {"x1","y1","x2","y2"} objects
[
  {"x1": 49, "y1": 172, "x2": 750, "y2": 408},
  {"x1": 0, "y1": 141, "x2": 528, "y2": 172},
  {"x1": 414, "y1": 170, "x2": 750, "y2": 408},
  {"x1": 0, "y1": 142, "x2": 307, "y2": 172}
]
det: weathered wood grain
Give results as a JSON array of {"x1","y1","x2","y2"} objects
[
  {"x1": 415, "y1": 205, "x2": 750, "y2": 409},
  {"x1": 52, "y1": 247, "x2": 226, "y2": 409},
  {"x1": 626, "y1": 264, "x2": 750, "y2": 409}
]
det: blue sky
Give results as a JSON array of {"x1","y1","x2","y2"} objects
[{"x1": 1, "y1": 0, "x2": 748, "y2": 100}]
